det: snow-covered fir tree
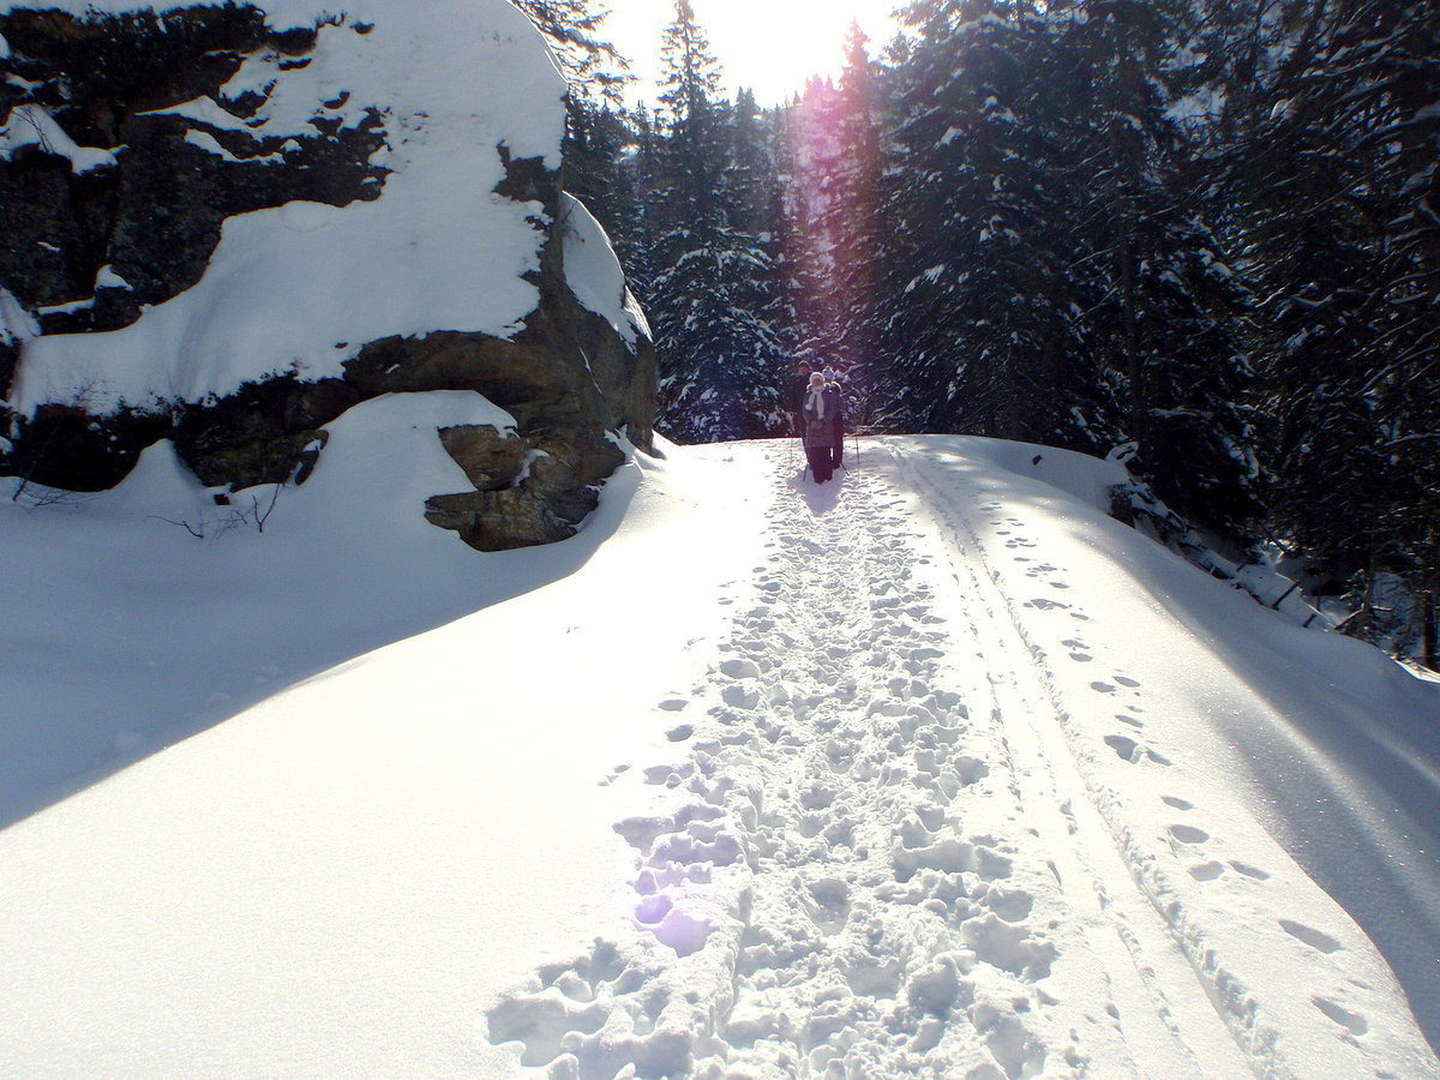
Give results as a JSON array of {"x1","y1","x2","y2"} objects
[
  {"x1": 646, "y1": 0, "x2": 788, "y2": 442},
  {"x1": 878, "y1": 2, "x2": 1094, "y2": 447},
  {"x1": 1046, "y1": 0, "x2": 1264, "y2": 537},
  {"x1": 1199, "y1": 0, "x2": 1440, "y2": 657}
]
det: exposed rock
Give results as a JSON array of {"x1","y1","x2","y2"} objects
[
  {"x1": 0, "y1": 6, "x2": 383, "y2": 336},
  {"x1": 0, "y1": 337, "x2": 15, "y2": 398},
  {"x1": 0, "y1": 1, "x2": 656, "y2": 550}
]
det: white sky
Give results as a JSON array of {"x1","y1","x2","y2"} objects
[{"x1": 603, "y1": 0, "x2": 903, "y2": 109}]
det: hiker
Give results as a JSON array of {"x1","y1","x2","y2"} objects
[
  {"x1": 787, "y1": 360, "x2": 813, "y2": 436},
  {"x1": 802, "y1": 371, "x2": 837, "y2": 483},
  {"x1": 823, "y1": 369, "x2": 846, "y2": 471}
]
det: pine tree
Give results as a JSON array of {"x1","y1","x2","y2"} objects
[
  {"x1": 879, "y1": 1, "x2": 1086, "y2": 443},
  {"x1": 1049, "y1": 0, "x2": 1263, "y2": 536},
  {"x1": 825, "y1": 23, "x2": 887, "y2": 426},
  {"x1": 1211, "y1": 0, "x2": 1440, "y2": 653},
  {"x1": 646, "y1": 0, "x2": 788, "y2": 441},
  {"x1": 510, "y1": 0, "x2": 628, "y2": 105}
]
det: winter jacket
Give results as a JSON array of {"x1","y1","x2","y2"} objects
[
  {"x1": 802, "y1": 394, "x2": 836, "y2": 449},
  {"x1": 824, "y1": 385, "x2": 845, "y2": 434}
]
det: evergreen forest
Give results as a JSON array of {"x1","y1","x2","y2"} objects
[{"x1": 514, "y1": 0, "x2": 1439, "y2": 667}]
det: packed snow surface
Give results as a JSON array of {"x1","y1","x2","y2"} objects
[
  {"x1": 2, "y1": 436, "x2": 1438, "y2": 1079},
  {"x1": 6, "y1": 0, "x2": 565, "y2": 414}
]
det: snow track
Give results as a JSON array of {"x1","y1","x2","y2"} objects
[
  {"x1": 486, "y1": 441, "x2": 1436, "y2": 1079},
  {"x1": 487, "y1": 446, "x2": 1211, "y2": 1077}
]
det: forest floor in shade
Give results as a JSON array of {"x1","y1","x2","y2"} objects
[{"x1": 1, "y1": 433, "x2": 1437, "y2": 1079}]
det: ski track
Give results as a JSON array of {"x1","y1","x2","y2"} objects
[{"x1": 483, "y1": 443, "x2": 1284, "y2": 1078}]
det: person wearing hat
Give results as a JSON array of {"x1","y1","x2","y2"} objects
[{"x1": 801, "y1": 371, "x2": 837, "y2": 482}]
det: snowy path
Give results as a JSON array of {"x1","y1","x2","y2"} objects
[{"x1": 487, "y1": 442, "x2": 1439, "y2": 1079}]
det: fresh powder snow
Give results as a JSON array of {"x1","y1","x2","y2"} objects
[
  {"x1": 560, "y1": 192, "x2": 652, "y2": 349},
  {"x1": 2, "y1": 436, "x2": 1437, "y2": 1078}
]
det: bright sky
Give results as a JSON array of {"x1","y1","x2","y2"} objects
[{"x1": 604, "y1": 0, "x2": 903, "y2": 109}]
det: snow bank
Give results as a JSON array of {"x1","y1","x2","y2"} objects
[
  {"x1": 941, "y1": 433, "x2": 1129, "y2": 512},
  {"x1": 560, "y1": 191, "x2": 652, "y2": 347},
  {"x1": 0, "y1": 428, "x2": 770, "y2": 1078},
  {"x1": 8, "y1": 0, "x2": 566, "y2": 415},
  {"x1": 0, "y1": 285, "x2": 39, "y2": 348},
  {"x1": 891, "y1": 435, "x2": 1440, "y2": 1069},
  {"x1": 0, "y1": 391, "x2": 523, "y2": 825}
]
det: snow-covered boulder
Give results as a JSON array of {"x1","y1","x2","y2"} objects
[{"x1": 0, "y1": 0, "x2": 655, "y2": 548}]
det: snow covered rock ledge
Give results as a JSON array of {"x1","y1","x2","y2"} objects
[{"x1": 0, "y1": 0, "x2": 655, "y2": 549}]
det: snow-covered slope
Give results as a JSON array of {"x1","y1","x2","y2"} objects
[
  {"x1": 1, "y1": 437, "x2": 1437, "y2": 1078},
  {"x1": 6, "y1": 0, "x2": 564, "y2": 414}
]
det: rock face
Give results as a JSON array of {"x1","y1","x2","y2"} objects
[{"x1": 0, "y1": 0, "x2": 655, "y2": 550}]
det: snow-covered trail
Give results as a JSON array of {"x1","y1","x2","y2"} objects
[
  {"x1": 487, "y1": 440, "x2": 1438, "y2": 1079},
  {"x1": 4, "y1": 433, "x2": 1435, "y2": 1077}
]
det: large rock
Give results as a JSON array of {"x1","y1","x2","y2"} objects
[{"x1": 0, "y1": 0, "x2": 655, "y2": 549}]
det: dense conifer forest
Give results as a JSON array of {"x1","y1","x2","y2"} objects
[{"x1": 514, "y1": 0, "x2": 1439, "y2": 666}]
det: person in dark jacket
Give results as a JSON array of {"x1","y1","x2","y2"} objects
[
  {"x1": 787, "y1": 361, "x2": 813, "y2": 436},
  {"x1": 823, "y1": 369, "x2": 846, "y2": 470},
  {"x1": 801, "y1": 371, "x2": 836, "y2": 482}
]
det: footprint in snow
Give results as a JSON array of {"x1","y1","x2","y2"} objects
[
  {"x1": 1189, "y1": 861, "x2": 1225, "y2": 881},
  {"x1": 598, "y1": 763, "x2": 631, "y2": 787},
  {"x1": 1279, "y1": 918, "x2": 1343, "y2": 953},
  {"x1": 1069, "y1": 652, "x2": 1094, "y2": 663},
  {"x1": 1091, "y1": 681, "x2": 1117, "y2": 694},
  {"x1": 1105, "y1": 734, "x2": 1171, "y2": 766},
  {"x1": 1231, "y1": 861, "x2": 1271, "y2": 880},
  {"x1": 1115, "y1": 713, "x2": 1144, "y2": 728},
  {"x1": 658, "y1": 697, "x2": 690, "y2": 711},
  {"x1": 1168, "y1": 824, "x2": 1210, "y2": 844},
  {"x1": 1313, "y1": 997, "x2": 1368, "y2": 1036},
  {"x1": 1104, "y1": 734, "x2": 1138, "y2": 759},
  {"x1": 719, "y1": 658, "x2": 760, "y2": 679}
]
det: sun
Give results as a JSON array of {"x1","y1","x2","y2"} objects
[{"x1": 605, "y1": 0, "x2": 901, "y2": 109}]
